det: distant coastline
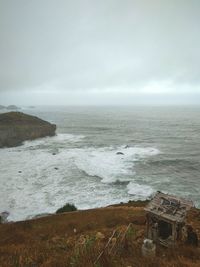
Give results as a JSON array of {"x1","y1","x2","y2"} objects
[{"x1": 0, "y1": 105, "x2": 20, "y2": 111}]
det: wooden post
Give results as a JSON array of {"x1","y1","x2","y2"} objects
[
  {"x1": 172, "y1": 222, "x2": 177, "y2": 245},
  {"x1": 146, "y1": 214, "x2": 149, "y2": 239}
]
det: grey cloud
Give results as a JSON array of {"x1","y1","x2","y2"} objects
[{"x1": 0, "y1": 0, "x2": 200, "y2": 99}]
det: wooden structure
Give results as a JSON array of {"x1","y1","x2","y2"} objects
[{"x1": 145, "y1": 191, "x2": 194, "y2": 247}]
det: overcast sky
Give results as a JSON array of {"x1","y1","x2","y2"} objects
[{"x1": 0, "y1": 0, "x2": 200, "y2": 105}]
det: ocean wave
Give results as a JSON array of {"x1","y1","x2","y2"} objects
[
  {"x1": 127, "y1": 182, "x2": 154, "y2": 199},
  {"x1": 74, "y1": 146, "x2": 160, "y2": 184},
  {"x1": 0, "y1": 143, "x2": 159, "y2": 221},
  {"x1": 22, "y1": 133, "x2": 85, "y2": 148},
  {"x1": 147, "y1": 158, "x2": 200, "y2": 171}
]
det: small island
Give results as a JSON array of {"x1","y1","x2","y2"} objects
[
  {"x1": 0, "y1": 105, "x2": 20, "y2": 110},
  {"x1": 6, "y1": 105, "x2": 20, "y2": 110},
  {"x1": 0, "y1": 112, "x2": 56, "y2": 148}
]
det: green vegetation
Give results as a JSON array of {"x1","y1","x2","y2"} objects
[{"x1": 56, "y1": 203, "x2": 77, "y2": 214}]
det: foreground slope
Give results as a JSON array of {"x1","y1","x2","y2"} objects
[
  {"x1": 0, "y1": 112, "x2": 56, "y2": 148},
  {"x1": 0, "y1": 202, "x2": 199, "y2": 267}
]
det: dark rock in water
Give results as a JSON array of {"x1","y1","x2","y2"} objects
[
  {"x1": 6, "y1": 105, "x2": 20, "y2": 110},
  {"x1": 124, "y1": 145, "x2": 130, "y2": 149},
  {"x1": 116, "y1": 152, "x2": 124, "y2": 155},
  {"x1": 18, "y1": 171, "x2": 22, "y2": 173},
  {"x1": 54, "y1": 167, "x2": 59, "y2": 170},
  {"x1": 114, "y1": 180, "x2": 129, "y2": 185},
  {"x1": 0, "y1": 112, "x2": 56, "y2": 148},
  {"x1": 52, "y1": 153, "x2": 56, "y2": 155}
]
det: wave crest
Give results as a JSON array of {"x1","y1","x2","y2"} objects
[
  {"x1": 127, "y1": 182, "x2": 154, "y2": 199},
  {"x1": 74, "y1": 146, "x2": 160, "y2": 183},
  {"x1": 22, "y1": 133, "x2": 85, "y2": 148}
]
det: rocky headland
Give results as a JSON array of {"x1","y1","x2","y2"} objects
[{"x1": 0, "y1": 112, "x2": 56, "y2": 148}]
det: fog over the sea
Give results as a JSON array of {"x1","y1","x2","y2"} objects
[{"x1": 0, "y1": 0, "x2": 200, "y2": 105}]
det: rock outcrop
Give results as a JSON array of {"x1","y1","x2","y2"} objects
[
  {"x1": 6, "y1": 105, "x2": 20, "y2": 110},
  {"x1": 116, "y1": 152, "x2": 124, "y2": 155},
  {"x1": 0, "y1": 112, "x2": 56, "y2": 148}
]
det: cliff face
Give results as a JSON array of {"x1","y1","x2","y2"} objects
[{"x1": 0, "y1": 112, "x2": 56, "y2": 148}]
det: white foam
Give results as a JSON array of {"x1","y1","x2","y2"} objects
[
  {"x1": 22, "y1": 133, "x2": 85, "y2": 148},
  {"x1": 127, "y1": 182, "x2": 154, "y2": 199},
  {"x1": 54, "y1": 133, "x2": 85, "y2": 143},
  {"x1": 0, "y1": 143, "x2": 159, "y2": 221},
  {"x1": 74, "y1": 146, "x2": 160, "y2": 183}
]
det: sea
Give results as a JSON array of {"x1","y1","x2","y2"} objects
[{"x1": 0, "y1": 106, "x2": 200, "y2": 221}]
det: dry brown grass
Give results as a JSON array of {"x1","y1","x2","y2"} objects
[
  {"x1": 69, "y1": 228, "x2": 200, "y2": 267},
  {"x1": 0, "y1": 202, "x2": 199, "y2": 267}
]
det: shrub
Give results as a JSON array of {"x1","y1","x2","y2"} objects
[{"x1": 56, "y1": 203, "x2": 77, "y2": 214}]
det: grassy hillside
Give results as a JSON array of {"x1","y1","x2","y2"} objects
[{"x1": 0, "y1": 202, "x2": 199, "y2": 267}]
